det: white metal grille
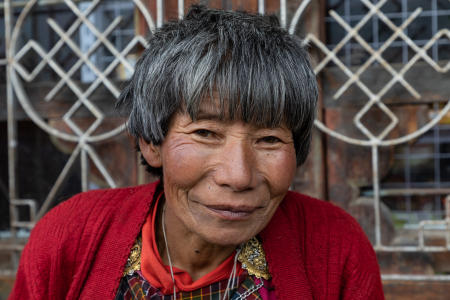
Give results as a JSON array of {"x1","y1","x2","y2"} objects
[{"x1": 304, "y1": 0, "x2": 450, "y2": 280}]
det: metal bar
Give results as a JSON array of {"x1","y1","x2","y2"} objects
[
  {"x1": 62, "y1": 37, "x2": 147, "y2": 143},
  {"x1": 133, "y1": 0, "x2": 155, "y2": 32},
  {"x1": 362, "y1": 0, "x2": 446, "y2": 73},
  {"x1": 372, "y1": 1, "x2": 379, "y2": 49},
  {"x1": 394, "y1": 152, "x2": 450, "y2": 159},
  {"x1": 5, "y1": 0, "x2": 21, "y2": 272},
  {"x1": 258, "y1": 0, "x2": 264, "y2": 15},
  {"x1": 0, "y1": 269, "x2": 17, "y2": 278},
  {"x1": 46, "y1": 18, "x2": 121, "y2": 98},
  {"x1": 372, "y1": 145, "x2": 382, "y2": 248},
  {"x1": 12, "y1": 0, "x2": 102, "y2": 82},
  {"x1": 0, "y1": 0, "x2": 85, "y2": 9},
  {"x1": 305, "y1": 34, "x2": 377, "y2": 107},
  {"x1": 10, "y1": 221, "x2": 35, "y2": 229},
  {"x1": 157, "y1": 0, "x2": 163, "y2": 28},
  {"x1": 288, "y1": 0, "x2": 312, "y2": 34},
  {"x1": 431, "y1": 0, "x2": 438, "y2": 60},
  {"x1": 81, "y1": 147, "x2": 88, "y2": 192},
  {"x1": 401, "y1": 0, "x2": 408, "y2": 64},
  {"x1": 382, "y1": 274, "x2": 450, "y2": 281},
  {"x1": 330, "y1": 8, "x2": 422, "y2": 101},
  {"x1": 11, "y1": 199, "x2": 37, "y2": 223},
  {"x1": 51, "y1": 36, "x2": 144, "y2": 143},
  {"x1": 327, "y1": 38, "x2": 450, "y2": 49},
  {"x1": 366, "y1": 188, "x2": 450, "y2": 197},
  {"x1": 279, "y1": 0, "x2": 286, "y2": 28},
  {"x1": 405, "y1": 145, "x2": 412, "y2": 213},
  {"x1": 433, "y1": 104, "x2": 441, "y2": 191},
  {"x1": 84, "y1": 144, "x2": 117, "y2": 188},
  {"x1": 323, "y1": 10, "x2": 450, "y2": 21},
  {"x1": 0, "y1": 242, "x2": 26, "y2": 251},
  {"x1": 313, "y1": 97, "x2": 450, "y2": 147},
  {"x1": 311, "y1": 0, "x2": 387, "y2": 74},
  {"x1": 45, "y1": 15, "x2": 123, "y2": 102},
  {"x1": 375, "y1": 245, "x2": 450, "y2": 252},
  {"x1": 12, "y1": 40, "x2": 105, "y2": 140},
  {"x1": 418, "y1": 221, "x2": 425, "y2": 249},
  {"x1": 36, "y1": 145, "x2": 82, "y2": 220},
  {"x1": 344, "y1": 0, "x2": 351, "y2": 66},
  {"x1": 9, "y1": 66, "x2": 80, "y2": 142},
  {"x1": 446, "y1": 196, "x2": 450, "y2": 249},
  {"x1": 64, "y1": 0, "x2": 135, "y2": 73},
  {"x1": 178, "y1": 0, "x2": 184, "y2": 19},
  {"x1": 5, "y1": 0, "x2": 17, "y2": 238}
]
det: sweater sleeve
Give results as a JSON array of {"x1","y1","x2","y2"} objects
[
  {"x1": 8, "y1": 260, "x2": 33, "y2": 300},
  {"x1": 9, "y1": 184, "x2": 156, "y2": 300},
  {"x1": 339, "y1": 216, "x2": 385, "y2": 300},
  {"x1": 8, "y1": 194, "x2": 83, "y2": 300}
]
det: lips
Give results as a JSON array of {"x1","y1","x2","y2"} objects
[{"x1": 204, "y1": 204, "x2": 260, "y2": 220}]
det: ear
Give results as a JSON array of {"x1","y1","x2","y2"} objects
[{"x1": 139, "y1": 138, "x2": 162, "y2": 168}]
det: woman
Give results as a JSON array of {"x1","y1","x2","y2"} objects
[{"x1": 10, "y1": 5, "x2": 384, "y2": 300}]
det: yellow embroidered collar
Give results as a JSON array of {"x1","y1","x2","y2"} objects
[
  {"x1": 123, "y1": 235, "x2": 142, "y2": 275},
  {"x1": 237, "y1": 237, "x2": 271, "y2": 280},
  {"x1": 123, "y1": 236, "x2": 271, "y2": 280}
]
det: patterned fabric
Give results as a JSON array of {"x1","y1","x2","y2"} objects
[
  {"x1": 115, "y1": 270, "x2": 270, "y2": 300},
  {"x1": 231, "y1": 277, "x2": 265, "y2": 300}
]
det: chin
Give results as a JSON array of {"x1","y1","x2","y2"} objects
[
  {"x1": 207, "y1": 237, "x2": 250, "y2": 247},
  {"x1": 201, "y1": 228, "x2": 256, "y2": 247}
]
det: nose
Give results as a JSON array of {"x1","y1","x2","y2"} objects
[{"x1": 213, "y1": 139, "x2": 256, "y2": 192}]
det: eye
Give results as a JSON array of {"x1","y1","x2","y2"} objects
[
  {"x1": 193, "y1": 129, "x2": 215, "y2": 138},
  {"x1": 259, "y1": 136, "x2": 282, "y2": 144}
]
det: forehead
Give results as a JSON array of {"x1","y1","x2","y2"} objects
[
  {"x1": 173, "y1": 100, "x2": 292, "y2": 134},
  {"x1": 182, "y1": 94, "x2": 288, "y2": 130},
  {"x1": 193, "y1": 98, "x2": 226, "y2": 120}
]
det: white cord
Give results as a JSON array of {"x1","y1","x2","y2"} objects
[
  {"x1": 222, "y1": 246, "x2": 242, "y2": 300},
  {"x1": 162, "y1": 204, "x2": 177, "y2": 299}
]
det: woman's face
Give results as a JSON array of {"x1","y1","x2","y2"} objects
[{"x1": 141, "y1": 103, "x2": 297, "y2": 246}]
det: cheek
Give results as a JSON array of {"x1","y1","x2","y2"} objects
[
  {"x1": 263, "y1": 147, "x2": 297, "y2": 195},
  {"x1": 161, "y1": 140, "x2": 207, "y2": 188}
]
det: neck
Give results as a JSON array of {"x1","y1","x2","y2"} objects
[{"x1": 156, "y1": 202, "x2": 236, "y2": 281}]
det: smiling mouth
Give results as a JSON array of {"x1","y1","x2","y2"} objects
[{"x1": 204, "y1": 205, "x2": 259, "y2": 220}]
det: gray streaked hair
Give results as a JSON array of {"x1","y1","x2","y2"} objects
[{"x1": 117, "y1": 5, "x2": 318, "y2": 176}]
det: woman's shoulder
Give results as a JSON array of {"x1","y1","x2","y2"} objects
[
  {"x1": 278, "y1": 191, "x2": 365, "y2": 237},
  {"x1": 25, "y1": 182, "x2": 159, "y2": 261},
  {"x1": 282, "y1": 191, "x2": 355, "y2": 218},
  {"x1": 13, "y1": 182, "x2": 159, "y2": 299},
  {"x1": 33, "y1": 183, "x2": 157, "y2": 235}
]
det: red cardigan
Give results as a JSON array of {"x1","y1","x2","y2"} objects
[{"x1": 9, "y1": 182, "x2": 384, "y2": 299}]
